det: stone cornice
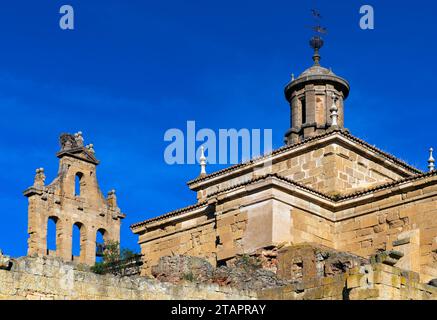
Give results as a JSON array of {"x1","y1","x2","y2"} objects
[
  {"x1": 131, "y1": 171, "x2": 437, "y2": 230},
  {"x1": 56, "y1": 147, "x2": 100, "y2": 165},
  {"x1": 284, "y1": 73, "x2": 351, "y2": 101},
  {"x1": 22, "y1": 186, "x2": 44, "y2": 198},
  {"x1": 130, "y1": 203, "x2": 210, "y2": 232}
]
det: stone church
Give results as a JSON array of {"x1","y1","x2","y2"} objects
[{"x1": 130, "y1": 37, "x2": 437, "y2": 283}]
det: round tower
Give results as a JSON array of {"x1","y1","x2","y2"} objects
[{"x1": 284, "y1": 36, "x2": 350, "y2": 145}]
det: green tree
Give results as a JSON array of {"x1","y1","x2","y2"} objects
[{"x1": 91, "y1": 241, "x2": 139, "y2": 275}]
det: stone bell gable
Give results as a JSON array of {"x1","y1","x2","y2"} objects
[{"x1": 24, "y1": 132, "x2": 125, "y2": 265}]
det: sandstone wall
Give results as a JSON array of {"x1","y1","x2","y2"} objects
[
  {"x1": 138, "y1": 194, "x2": 252, "y2": 272},
  {"x1": 138, "y1": 210, "x2": 217, "y2": 274},
  {"x1": 259, "y1": 262, "x2": 437, "y2": 300},
  {"x1": 335, "y1": 178, "x2": 437, "y2": 282},
  {"x1": 0, "y1": 256, "x2": 255, "y2": 300},
  {"x1": 136, "y1": 173, "x2": 437, "y2": 282},
  {"x1": 1, "y1": 251, "x2": 436, "y2": 300},
  {"x1": 290, "y1": 208, "x2": 334, "y2": 247},
  {"x1": 193, "y1": 138, "x2": 409, "y2": 202},
  {"x1": 216, "y1": 208, "x2": 247, "y2": 262},
  {"x1": 271, "y1": 143, "x2": 402, "y2": 193}
]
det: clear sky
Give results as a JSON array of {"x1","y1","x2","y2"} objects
[{"x1": 0, "y1": 0, "x2": 436, "y2": 257}]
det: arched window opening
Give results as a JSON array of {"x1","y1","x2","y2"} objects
[
  {"x1": 72, "y1": 222, "x2": 83, "y2": 261},
  {"x1": 75, "y1": 172, "x2": 84, "y2": 197},
  {"x1": 96, "y1": 229, "x2": 107, "y2": 263},
  {"x1": 47, "y1": 216, "x2": 58, "y2": 255},
  {"x1": 301, "y1": 97, "x2": 307, "y2": 125}
]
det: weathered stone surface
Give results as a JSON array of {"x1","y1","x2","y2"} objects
[
  {"x1": 372, "y1": 250, "x2": 404, "y2": 266},
  {"x1": 276, "y1": 244, "x2": 368, "y2": 282},
  {"x1": 151, "y1": 255, "x2": 214, "y2": 283},
  {"x1": 213, "y1": 266, "x2": 285, "y2": 291},
  {"x1": 150, "y1": 254, "x2": 286, "y2": 291},
  {"x1": 1, "y1": 247, "x2": 437, "y2": 300},
  {"x1": 0, "y1": 256, "x2": 255, "y2": 300}
]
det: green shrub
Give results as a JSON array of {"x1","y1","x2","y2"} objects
[
  {"x1": 91, "y1": 262, "x2": 105, "y2": 275},
  {"x1": 90, "y1": 241, "x2": 139, "y2": 275}
]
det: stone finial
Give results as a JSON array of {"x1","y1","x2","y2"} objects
[
  {"x1": 310, "y1": 36, "x2": 324, "y2": 66},
  {"x1": 330, "y1": 94, "x2": 339, "y2": 127},
  {"x1": 86, "y1": 144, "x2": 95, "y2": 153},
  {"x1": 74, "y1": 131, "x2": 84, "y2": 147},
  {"x1": 291, "y1": 73, "x2": 295, "y2": 81},
  {"x1": 34, "y1": 168, "x2": 46, "y2": 187},
  {"x1": 107, "y1": 189, "x2": 117, "y2": 208},
  {"x1": 199, "y1": 146, "x2": 207, "y2": 176},
  {"x1": 428, "y1": 148, "x2": 435, "y2": 172}
]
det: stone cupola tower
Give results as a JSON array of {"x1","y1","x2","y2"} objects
[
  {"x1": 24, "y1": 132, "x2": 125, "y2": 265},
  {"x1": 284, "y1": 36, "x2": 350, "y2": 145}
]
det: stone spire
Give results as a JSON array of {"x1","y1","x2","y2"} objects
[
  {"x1": 74, "y1": 131, "x2": 84, "y2": 147},
  {"x1": 428, "y1": 148, "x2": 435, "y2": 172},
  {"x1": 284, "y1": 36, "x2": 350, "y2": 145},
  {"x1": 199, "y1": 146, "x2": 207, "y2": 177},
  {"x1": 34, "y1": 168, "x2": 45, "y2": 187},
  {"x1": 86, "y1": 144, "x2": 95, "y2": 153},
  {"x1": 107, "y1": 189, "x2": 117, "y2": 208}
]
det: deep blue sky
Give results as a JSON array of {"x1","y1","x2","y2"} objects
[{"x1": 0, "y1": 0, "x2": 436, "y2": 257}]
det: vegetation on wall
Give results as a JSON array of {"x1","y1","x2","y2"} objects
[{"x1": 91, "y1": 241, "x2": 141, "y2": 276}]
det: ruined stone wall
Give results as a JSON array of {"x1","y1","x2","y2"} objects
[
  {"x1": 259, "y1": 262, "x2": 437, "y2": 300},
  {"x1": 1, "y1": 248, "x2": 436, "y2": 300},
  {"x1": 0, "y1": 256, "x2": 255, "y2": 300},
  {"x1": 258, "y1": 244, "x2": 437, "y2": 301}
]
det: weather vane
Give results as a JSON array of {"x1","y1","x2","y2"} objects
[
  {"x1": 310, "y1": 8, "x2": 328, "y2": 35},
  {"x1": 308, "y1": 7, "x2": 327, "y2": 66}
]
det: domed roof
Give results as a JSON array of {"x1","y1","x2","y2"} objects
[
  {"x1": 298, "y1": 65, "x2": 335, "y2": 78},
  {"x1": 284, "y1": 36, "x2": 350, "y2": 102},
  {"x1": 284, "y1": 62, "x2": 350, "y2": 102}
]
